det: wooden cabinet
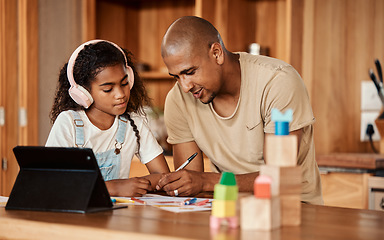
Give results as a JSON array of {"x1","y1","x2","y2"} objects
[
  {"x1": 317, "y1": 154, "x2": 384, "y2": 209},
  {"x1": 368, "y1": 176, "x2": 384, "y2": 211},
  {"x1": 0, "y1": 0, "x2": 38, "y2": 197},
  {"x1": 320, "y1": 171, "x2": 371, "y2": 209}
]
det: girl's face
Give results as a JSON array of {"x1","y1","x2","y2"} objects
[{"x1": 88, "y1": 64, "x2": 130, "y2": 118}]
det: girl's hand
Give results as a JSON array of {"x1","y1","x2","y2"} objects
[{"x1": 105, "y1": 177, "x2": 152, "y2": 197}]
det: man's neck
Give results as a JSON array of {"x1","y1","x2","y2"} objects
[{"x1": 211, "y1": 52, "x2": 241, "y2": 117}]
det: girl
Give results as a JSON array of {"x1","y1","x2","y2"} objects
[{"x1": 46, "y1": 39, "x2": 170, "y2": 197}]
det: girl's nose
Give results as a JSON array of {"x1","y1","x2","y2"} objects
[{"x1": 115, "y1": 86, "x2": 126, "y2": 99}]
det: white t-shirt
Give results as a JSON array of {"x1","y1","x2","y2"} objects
[{"x1": 46, "y1": 110, "x2": 163, "y2": 178}]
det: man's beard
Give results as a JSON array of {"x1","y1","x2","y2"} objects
[{"x1": 200, "y1": 92, "x2": 216, "y2": 105}]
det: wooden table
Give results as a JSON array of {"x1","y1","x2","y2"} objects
[{"x1": 1, "y1": 202, "x2": 384, "y2": 240}]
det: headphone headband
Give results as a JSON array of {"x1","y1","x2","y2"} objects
[{"x1": 66, "y1": 39, "x2": 134, "y2": 108}]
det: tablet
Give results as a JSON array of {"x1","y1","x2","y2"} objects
[{"x1": 6, "y1": 146, "x2": 126, "y2": 213}]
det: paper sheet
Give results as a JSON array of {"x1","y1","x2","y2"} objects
[
  {"x1": 112, "y1": 194, "x2": 212, "y2": 213},
  {"x1": 0, "y1": 196, "x2": 8, "y2": 207},
  {"x1": 0, "y1": 194, "x2": 212, "y2": 212}
]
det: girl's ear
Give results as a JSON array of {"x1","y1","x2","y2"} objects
[{"x1": 210, "y1": 42, "x2": 224, "y2": 65}]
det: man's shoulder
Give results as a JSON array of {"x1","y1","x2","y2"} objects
[{"x1": 238, "y1": 52, "x2": 292, "y2": 71}]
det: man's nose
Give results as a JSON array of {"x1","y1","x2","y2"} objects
[{"x1": 179, "y1": 76, "x2": 193, "y2": 93}]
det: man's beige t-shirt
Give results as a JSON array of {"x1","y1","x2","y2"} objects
[{"x1": 164, "y1": 52, "x2": 323, "y2": 205}]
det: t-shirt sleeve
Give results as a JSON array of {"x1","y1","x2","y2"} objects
[
  {"x1": 135, "y1": 116, "x2": 164, "y2": 165},
  {"x1": 262, "y1": 65, "x2": 315, "y2": 133},
  {"x1": 45, "y1": 111, "x2": 76, "y2": 147},
  {"x1": 164, "y1": 83, "x2": 195, "y2": 144}
]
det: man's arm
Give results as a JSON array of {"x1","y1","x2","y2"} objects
[
  {"x1": 156, "y1": 141, "x2": 258, "y2": 195},
  {"x1": 289, "y1": 129, "x2": 303, "y2": 150},
  {"x1": 172, "y1": 141, "x2": 204, "y2": 171},
  {"x1": 156, "y1": 170, "x2": 258, "y2": 195}
]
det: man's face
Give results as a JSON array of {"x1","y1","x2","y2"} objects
[{"x1": 163, "y1": 47, "x2": 221, "y2": 104}]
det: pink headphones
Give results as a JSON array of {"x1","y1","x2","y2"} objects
[{"x1": 66, "y1": 39, "x2": 135, "y2": 108}]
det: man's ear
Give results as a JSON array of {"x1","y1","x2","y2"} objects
[{"x1": 210, "y1": 42, "x2": 224, "y2": 65}]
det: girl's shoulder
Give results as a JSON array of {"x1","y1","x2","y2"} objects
[
  {"x1": 122, "y1": 112, "x2": 149, "y2": 129},
  {"x1": 55, "y1": 110, "x2": 85, "y2": 124},
  {"x1": 57, "y1": 109, "x2": 83, "y2": 118},
  {"x1": 123, "y1": 112, "x2": 147, "y2": 122}
]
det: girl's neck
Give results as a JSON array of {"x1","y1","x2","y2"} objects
[{"x1": 85, "y1": 109, "x2": 116, "y2": 130}]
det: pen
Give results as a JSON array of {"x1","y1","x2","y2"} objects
[
  {"x1": 183, "y1": 198, "x2": 197, "y2": 205},
  {"x1": 111, "y1": 197, "x2": 135, "y2": 204},
  {"x1": 175, "y1": 152, "x2": 198, "y2": 172},
  {"x1": 196, "y1": 199, "x2": 210, "y2": 206},
  {"x1": 131, "y1": 197, "x2": 146, "y2": 205},
  {"x1": 180, "y1": 198, "x2": 192, "y2": 205}
]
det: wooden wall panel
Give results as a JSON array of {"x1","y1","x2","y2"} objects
[
  {"x1": 138, "y1": 0, "x2": 194, "y2": 71},
  {"x1": 288, "y1": 0, "x2": 304, "y2": 73},
  {"x1": 18, "y1": 0, "x2": 38, "y2": 146},
  {"x1": 199, "y1": 0, "x2": 286, "y2": 58},
  {"x1": 301, "y1": 0, "x2": 315, "y2": 98},
  {"x1": 82, "y1": 0, "x2": 96, "y2": 41},
  {"x1": 96, "y1": 0, "x2": 139, "y2": 56},
  {"x1": 254, "y1": 1, "x2": 279, "y2": 58},
  {"x1": 307, "y1": 0, "x2": 384, "y2": 154},
  {"x1": 221, "y1": 0, "x2": 256, "y2": 53}
]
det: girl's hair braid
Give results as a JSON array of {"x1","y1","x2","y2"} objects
[{"x1": 127, "y1": 113, "x2": 141, "y2": 154}]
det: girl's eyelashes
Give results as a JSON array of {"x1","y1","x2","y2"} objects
[
  {"x1": 101, "y1": 82, "x2": 128, "y2": 93},
  {"x1": 99, "y1": 75, "x2": 129, "y2": 93}
]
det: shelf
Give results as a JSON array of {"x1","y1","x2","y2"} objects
[{"x1": 139, "y1": 71, "x2": 173, "y2": 80}]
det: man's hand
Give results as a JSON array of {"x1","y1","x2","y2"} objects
[{"x1": 156, "y1": 170, "x2": 205, "y2": 196}]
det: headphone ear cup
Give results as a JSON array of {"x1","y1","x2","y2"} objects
[
  {"x1": 68, "y1": 85, "x2": 94, "y2": 109},
  {"x1": 126, "y1": 66, "x2": 135, "y2": 89}
]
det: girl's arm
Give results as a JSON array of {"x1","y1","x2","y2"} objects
[
  {"x1": 142, "y1": 153, "x2": 170, "y2": 190},
  {"x1": 106, "y1": 154, "x2": 169, "y2": 196},
  {"x1": 46, "y1": 112, "x2": 75, "y2": 147},
  {"x1": 105, "y1": 178, "x2": 153, "y2": 197}
]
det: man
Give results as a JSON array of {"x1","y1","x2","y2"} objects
[{"x1": 156, "y1": 16, "x2": 323, "y2": 205}]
